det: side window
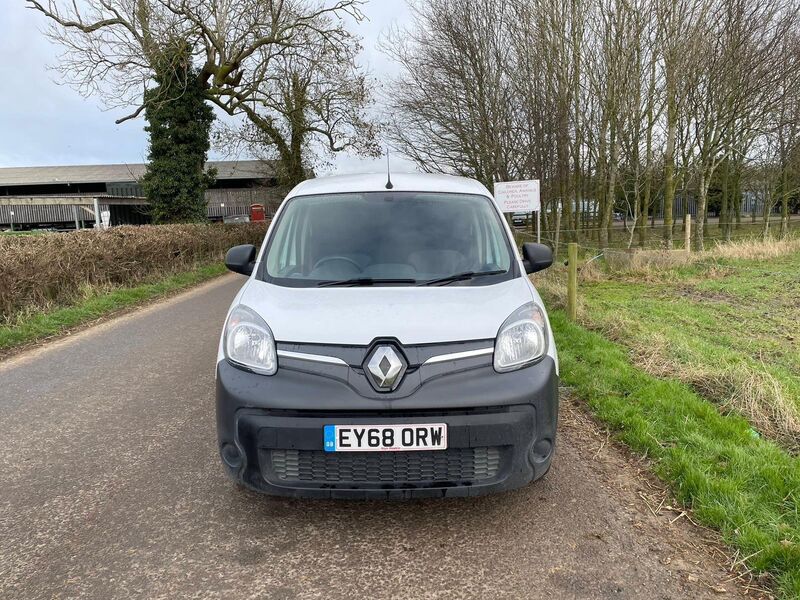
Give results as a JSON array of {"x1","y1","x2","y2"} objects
[
  {"x1": 475, "y1": 206, "x2": 504, "y2": 268},
  {"x1": 486, "y1": 220, "x2": 504, "y2": 266},
  {"x1": 268, "y1": 209, "x2": 297, "y2": 276}
]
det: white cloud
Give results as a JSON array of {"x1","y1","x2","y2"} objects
[{"x1": 0, "y1": 3, "x2": 148, "y2": 166}]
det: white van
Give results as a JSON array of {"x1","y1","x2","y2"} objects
[{"x1": 216, "y1": 173, "x2": 558, "y2": 498}]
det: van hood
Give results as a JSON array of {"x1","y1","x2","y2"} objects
[{"x1": 238, "y1": 277, "x2": 536, "y2": 345}]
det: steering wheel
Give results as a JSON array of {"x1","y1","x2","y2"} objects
[{"x1": 312, "y1": 256, "x2": 362, "y2": 272}]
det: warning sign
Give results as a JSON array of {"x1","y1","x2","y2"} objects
[{"x1": 493, "y1": 180, "x2": 541, "y2": 213}]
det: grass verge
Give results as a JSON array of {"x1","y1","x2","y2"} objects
[
  {"x1": 0, "y1": 262, "x2": 227, "y2": 354},
  {"x1": 535, "y1": 238, "x2": 800, "y2": 449},
  {"x1": 551, "y1": 310, "x2": 800, "y2": 598}
]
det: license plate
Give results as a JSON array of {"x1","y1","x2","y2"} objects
[{"x1": 323, "y1": 424, "x2": 448, "y2": 452}]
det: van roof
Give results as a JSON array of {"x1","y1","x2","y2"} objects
[{"x1": 285, "y1": 172, "x2": 492, "y2": 199}]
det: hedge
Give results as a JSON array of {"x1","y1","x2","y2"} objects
[{"x1": 0, "y1": 223, "x2": 268, "y2": 322}]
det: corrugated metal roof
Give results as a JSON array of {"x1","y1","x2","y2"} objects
[{"x1": 0, "y1": 160, "x2": 275, "y2": 186}]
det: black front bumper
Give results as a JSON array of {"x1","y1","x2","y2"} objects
[{"x1": 216, "y1": 356, "x2": 559, "y2": 499}]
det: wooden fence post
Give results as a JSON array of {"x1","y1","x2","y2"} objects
[
  {"x1": 567, "y1": 242, "x2": 578, "y2": 321},
  {"x1": 685, "y1": 214, "x2": 691, "y2": 253}
]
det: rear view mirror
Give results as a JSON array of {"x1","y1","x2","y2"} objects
[
  {"x1": 521, "y1": 243, "x2": 553, "y2": 274},
  {"x1": 225, "y1": 244, "x2": 257, "y2": 276}
]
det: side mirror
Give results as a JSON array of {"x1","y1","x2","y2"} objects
[
  {"x1": 521, "y1": 243, "x2": 553, "y2": 274},
  {"x1": 225, "y1": 244, "x2": 257, "y2": 276}
]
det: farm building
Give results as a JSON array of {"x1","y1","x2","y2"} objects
[{"x1": 0, "y1": 160, "x2": 283, "y2": 230}]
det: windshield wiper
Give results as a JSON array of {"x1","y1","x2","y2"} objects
[
  {"x1": 317, "y1": 277, "x2": 418, "y2": 287},
  {"x1": 418, "y1": 270, "x2": 507, "y2": 286}
]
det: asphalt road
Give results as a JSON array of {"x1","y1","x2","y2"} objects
[{"x1": 0, "y1": 275, "x2": 750, "y2": 599}]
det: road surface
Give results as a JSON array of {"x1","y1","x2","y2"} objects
[{"x1": 0, "y1": 275, "x2": 750, "y2": 599}]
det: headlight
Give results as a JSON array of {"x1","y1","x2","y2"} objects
[
  {"x1": 224, "y1": 305, "x2": 277, "y2": 375},
  {"x1": 493, "y1": 302, "x2": 548, "y2": 373}
]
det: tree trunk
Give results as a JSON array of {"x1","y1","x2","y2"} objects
[
  {"x1": 639, "y1": 174, "x2": 651, "y2": 247},
  {"x1": 570, "y1": 0, "x2": 583, "y2": 238},
  {"x1": 583, "y1": 141, "x2": 593, "y2": 238},
  {"x1": 638, "y1": 130, "x2": 653, "y2": 248},
  {"x1": 720, "y1": 158, "x2": 729, "y2": 238},
  {"x1": 630, "y1": 173, "x2": 640, "y2": 249},
  {"x1": 663, "y1": 96, "x2": 677, "y2": 249},
  {"x1": 571, "y1": 110, "x2": 583, "y2": 240},
  {"x1": 596, "y1": 119, "x2": 609, "y2": 247},
  {"x1": 558, "y1": 102, "x2": 572, "y2": 243},
  {"x1": 780, "y1": 166, "x2": 790, "y2": 238},
  {"x1": 600, "y1": 131, "x2": 619, "y2": 249},
  {"x1": 762, "y1": 184, "x2": 772, "y2": 240},
  {"x1": 694, "y1": 172, "x2": 709, "y2": 251},
  {"x1": 733, "y1": 163, "x2": 742, "y2": 233}
]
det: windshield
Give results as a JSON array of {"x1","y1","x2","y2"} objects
[{"x1": 262, "y1": 191, "x2": 515, "y2": 287}]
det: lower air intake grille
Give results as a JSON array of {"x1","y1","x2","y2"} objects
[{"x1": 270, "y1": 447, "x2": 502, "y2": 483}]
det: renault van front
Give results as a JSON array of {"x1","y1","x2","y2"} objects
[{"x1": 216, "y1": 173, "x2": 558, "y2": 499}]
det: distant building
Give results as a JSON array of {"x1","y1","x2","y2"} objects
[{"x1": 0, "y1": 160, "x2": 283, "y2": 229}]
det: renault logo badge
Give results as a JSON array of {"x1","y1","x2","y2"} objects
[{"x1": 365, "y1": 345, "x2": 407, "y2": 392}]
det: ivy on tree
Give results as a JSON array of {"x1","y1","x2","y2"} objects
[{"x1": 141, "y1": 44, "x2": 216, "y2": 224}]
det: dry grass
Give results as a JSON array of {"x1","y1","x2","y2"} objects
[
  {"x1": 603, "y1": 248, "x2": 695, "y2": 273},
  {"x1": 0, "y1": 223, "x2": 268, "y2": 323},
  {"x1": 531, "y1": 234, "x2": 800, "y2": 451},
  {"x1": 596, "y1": 318, "x2": 800, "y2": 450},
  {"x1": 532, "y1": 268, "x2": 568, "y2": 308},
  {"x1": 708, "y1": 236, "x2": 800, "y2": 260},
  {"x1": 537, "y1": 234, "x2": 800, "y2": 286},
  {"x1": 672, "y1": 361, "x2": 798, "y2": 451},
  {"x1": 603, "y1": 236, "x2": 800, "y2": 275}
]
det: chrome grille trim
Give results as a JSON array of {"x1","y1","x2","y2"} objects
[
  {"x1": 422, "y1": 347, "x2": 493, "y2": 365},
  {"x1": 277, "y1": 345, "x2": 493, "y2": 369},
  {"x1": 276, "y1": 350, "x2": 348, "y2": 366}
]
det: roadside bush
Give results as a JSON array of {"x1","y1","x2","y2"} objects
[{"x1": 0, "y1": 223, "x2": 268, "y2": 322}]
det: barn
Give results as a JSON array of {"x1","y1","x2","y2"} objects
[{"x1": 0, "y1": 160, "x2": 283, "y2": 230}]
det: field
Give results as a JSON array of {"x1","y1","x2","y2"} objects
[
  {"x1": 536, "y1": 237, "x2": 800, "y2": 597},
  {"x1": 539, "y1": 237, "x2": 800, "y2": 448}
]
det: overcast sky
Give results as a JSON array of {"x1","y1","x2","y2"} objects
[{"x1": 0, "y1": 2, "x2": 416, "y2": 174}]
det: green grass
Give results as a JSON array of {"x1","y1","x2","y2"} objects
[
  {"x1": 566, "y1": 245, "x2": 800, "y2": 447},
  {"x1": 0, "y1": 263, "x2": 227, "y2": 353},
  {"x1": 551, "y1": 311, "x2": 800, "y2": 598},
  {"x1": 537, "y1": 240, "x2": 800, "y2": 596}
]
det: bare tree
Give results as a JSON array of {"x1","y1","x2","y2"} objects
[
  {"x1": 383, "y1": 0, "x2": 800, "y2": 250},
  {"x1": 685, "y1": 0, "x2": 798, "y2": 249},
  {"x1": 212, "y1": 11, "x2": 380, "y2": 185},
  {"x1": 770, "y1": 33, "x2": 800, "y2": 238},
  {"x1": 653, "y1": 0, "x2": 711, "y2": 248},
  {"x1": 27, "y1": 0, "x2": 372, "y2": 182},
  {"x1": 616, "y1": 0, "x2": 662, "y2": 247},
  {"x1": 508, "y1": 0, "x2": 570, "y2": 245},
  {"x1": 382, "y1": 0, "x2": 518, "y2": 190}
]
